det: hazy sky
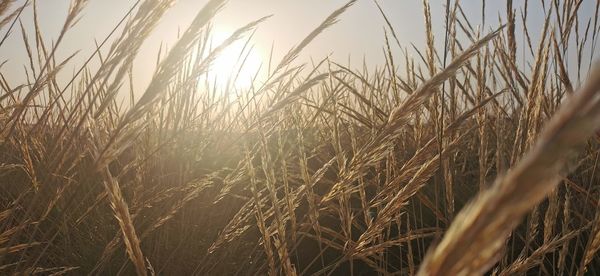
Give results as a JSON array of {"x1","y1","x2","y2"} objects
[{"x1": 1, "y1": 0, "x2": 597, "y2": 90}]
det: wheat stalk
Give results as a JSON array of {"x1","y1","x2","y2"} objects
[{"x1": 418, "y1": 63, "x2": 600, "y2": 275}]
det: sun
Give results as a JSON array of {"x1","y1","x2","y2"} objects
[{"x1": 206, "y1": 29, "x2": 264, "y2": 89}]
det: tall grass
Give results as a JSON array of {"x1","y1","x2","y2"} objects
[{"x1": 0, "y1": 0, "x2": 599, "y2": 275}]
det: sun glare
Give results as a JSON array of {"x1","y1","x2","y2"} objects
[{"x1": 207, "y1": 29, "x2": 263, "y2": 89}]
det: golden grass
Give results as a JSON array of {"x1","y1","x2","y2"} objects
[{"x1": 0, "y1": 0, "x2": 599, "y2": 275}]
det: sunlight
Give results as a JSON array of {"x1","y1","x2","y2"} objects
[{"x1": 207, "y1": 29, "x2": 263, "y2": 89}]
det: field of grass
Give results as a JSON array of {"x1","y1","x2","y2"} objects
[{"x1": 1, "y1": 0, "x2": 600, "y2": 275}]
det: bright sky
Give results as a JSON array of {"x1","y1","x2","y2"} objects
[{"x1": 0, "y1": 0, "x2": 598, "y2": 91}]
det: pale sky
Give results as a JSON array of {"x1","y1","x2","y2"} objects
[{"x1": 1, "y1": 0, "x2": 598, "y2": 90}]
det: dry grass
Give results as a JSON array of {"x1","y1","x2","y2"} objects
[{"x1": 0, "y1": 0, "x2": 599, "y2": 275}]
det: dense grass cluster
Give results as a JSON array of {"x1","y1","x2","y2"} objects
[{"x1": 1, "y1": 0, "x2": 600, "y2": 275}]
